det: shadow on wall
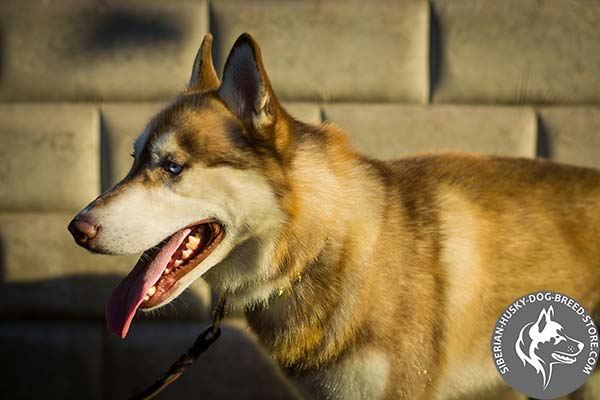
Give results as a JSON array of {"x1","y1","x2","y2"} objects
[
  {"x1": 0, "y1": 274, "x2": 207, "y2": 318},
  {"x1": 0, "y1": 274, "x2": 299, "y2": 400},
  {"x1": 77, "y1": 9, "x2": 185, "y2": 54},
  {"x1": 535, "y1": 113, "x2": 552, "y2": 159},
  {"x1": 428, "y1": 4, "x2": 442, "y2": 103}
]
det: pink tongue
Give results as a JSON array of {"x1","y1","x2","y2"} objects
[{"x1": 106, "y1": 228, "x2": 191, "y2": 338}]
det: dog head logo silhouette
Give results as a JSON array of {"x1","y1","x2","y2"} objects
[{"x1": 515, "y1": 306, "x2": 584, "y2": 389}]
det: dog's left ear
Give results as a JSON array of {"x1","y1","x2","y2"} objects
[
  {"x1": 218, "y1": 33, "x2": 288, "y2": 151},
  {"x1": 188, "y1": 33, "x2": 220, "y2": 91}
]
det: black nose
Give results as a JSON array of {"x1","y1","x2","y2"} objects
[{"x1": 68, "y1": 215, "x2": 99, "y2": 247}]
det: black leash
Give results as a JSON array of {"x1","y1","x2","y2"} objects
[{"x1": 129, "y1": 297, "x2": 227, "y2": 400}]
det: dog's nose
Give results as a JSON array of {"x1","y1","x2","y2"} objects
[{"x1": 68, "y1": 215, "x2": 99, "y2": 246}]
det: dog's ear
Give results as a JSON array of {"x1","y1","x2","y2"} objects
[
  {"x1": 535, "y1": 307, "x2": 551, "y2": 333},
  {"x1": 218, "y1": 33, "x2": 287, "y2": 150},
  {"x1": 188, "y1": 33, "x2": 220, "y2": 91}
]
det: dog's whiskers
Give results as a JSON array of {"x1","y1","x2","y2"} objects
[{"x1": 243, "y1": 221, "x2": 263, "y2": 247}]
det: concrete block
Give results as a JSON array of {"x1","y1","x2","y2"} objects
[
  {"x1": 323, "y1": 104, "x2": 536, "y2": 159},
  {"x1": 283, "y1": 103, "x2": 322, "y2": 125},
  {"x1": 432, "y1": 0, "x2": 600, "y2": 104},
  {"x1": 0, "y1": 104, "x2": 100, "y2": 211},
  {"x1": 538, "y1": 107, "x2": 600, "y2": 169},
  {"x1": 213, "y1": 0, "x2": 429, "y2": 102},
  {"x1": 0, "y1": 0, "x2": 208, "y2": 101}
]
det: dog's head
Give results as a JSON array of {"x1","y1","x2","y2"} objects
[
  {"x1": 515, "y1": 306, "x2": 584, "y2": 388},
  {"x1": 68, "y1": 33, "x2": 294, "y2": 338}
]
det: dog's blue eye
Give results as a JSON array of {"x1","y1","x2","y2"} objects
[{"x1": 165, "y1": 161, "x2": 183, "y2": 175}]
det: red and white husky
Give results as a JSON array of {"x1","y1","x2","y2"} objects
[{"x1": 69, "y1": 33, "x2": 600, "y2": 399}]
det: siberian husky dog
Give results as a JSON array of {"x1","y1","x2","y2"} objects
[{"x1": 69, "y1": 33, "x2": 600, "y2": 399}]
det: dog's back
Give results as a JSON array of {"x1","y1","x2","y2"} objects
[{"x1": 358, "y1": 153, "x2": 600, "y2": 398}]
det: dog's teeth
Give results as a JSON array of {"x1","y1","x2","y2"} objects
[
  {"x1": 182, "y1": 249, "x2": 192, "y2": 259},
  {"x1": 186, "y1": 235, "x2": 200, "y2": 250},
  {"x1": 143, "y1": 294, "x2": 150, "y2": 302},
  {"x1": 147, "y1": 286, "x2": 157, "y2": 296},
  {"x1": 174, "y1": 259, "x2": 183, "y2": 266},
  {"x1": 163, "y1": 268, "x2": 171, "y2": 275}
]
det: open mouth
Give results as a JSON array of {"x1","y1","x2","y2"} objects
[
  {"x1": 105, "y1": 220, "x2": 224, "y2": 338},
  {"x1": 552, "y1": 351, "x2": 578, "y2": 364}
]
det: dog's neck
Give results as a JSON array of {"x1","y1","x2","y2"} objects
[{"x1": 215, "y1": 122, "x2": 388, "y2": 369}]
